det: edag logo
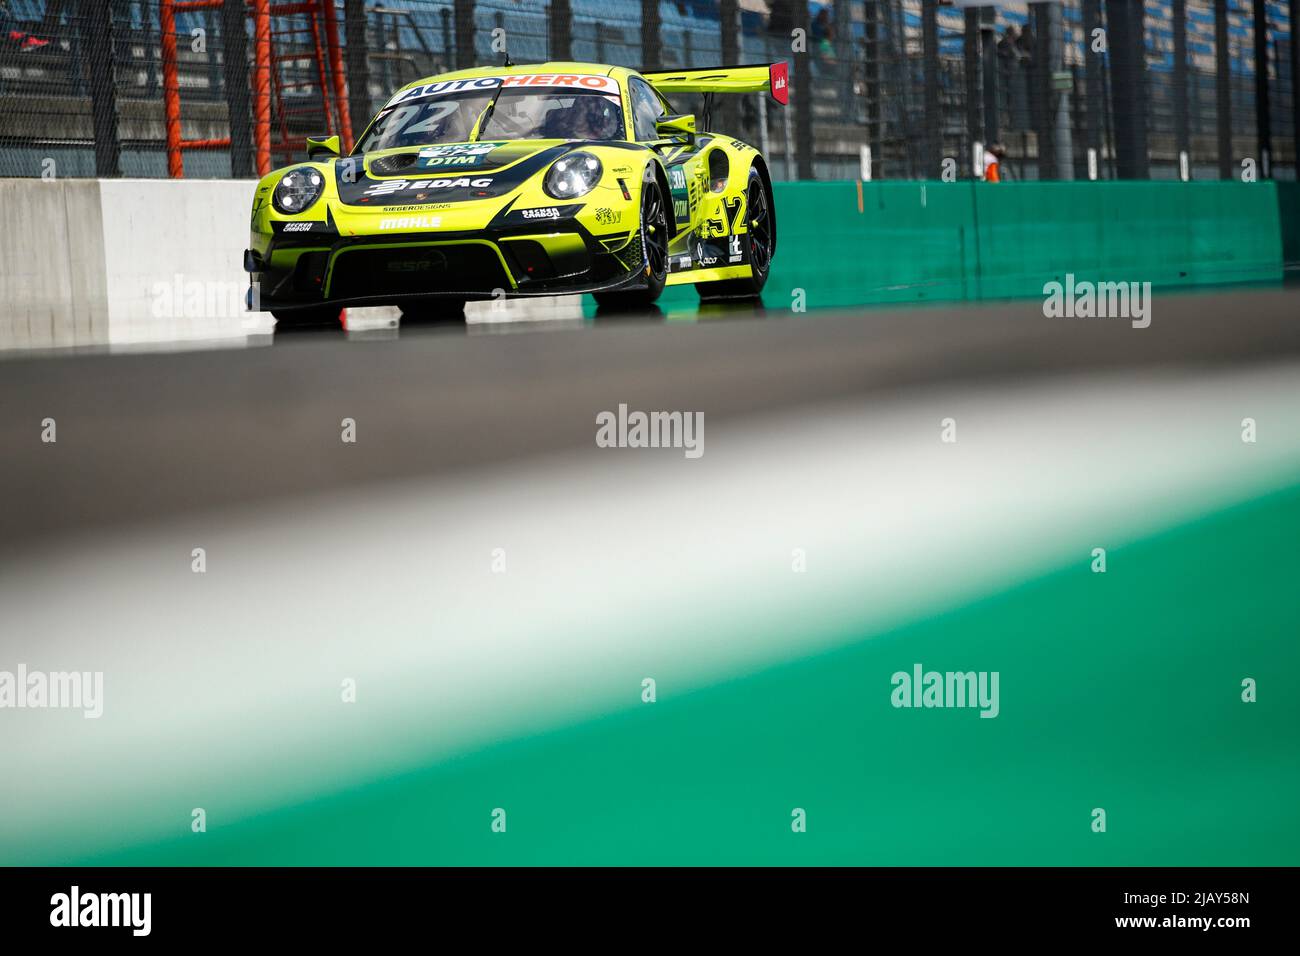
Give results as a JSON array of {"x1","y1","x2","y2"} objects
[{"x1": 364, "y1": 177, "x2": 493, "y2": 197}]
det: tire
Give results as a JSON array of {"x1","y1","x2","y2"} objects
[
  {"x1": 272, "y1": 306, "x2": 343, "y2": 328},
  {"x1": 592, "y1": 178, "x2": 669, "y2": 312},
  {"x1": 695, "y1": 166, "x2": 772, "y2": 300},
  {"x1": 400, "y1": 299, "x2": 467, "y2": 324}
]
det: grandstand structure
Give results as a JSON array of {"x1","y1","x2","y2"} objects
[{"x1": 0, "y1": 0, "x2": 1294, "y2": 181}]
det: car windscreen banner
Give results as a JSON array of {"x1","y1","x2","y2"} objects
[{"x1": 387, "y1": 74, "x2": 621, "y2": 108}]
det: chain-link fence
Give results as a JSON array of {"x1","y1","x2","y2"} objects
[{"x1": 0, "y1": 0, "x2": 1294, "y2": 180}]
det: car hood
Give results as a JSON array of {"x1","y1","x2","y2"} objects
[{"x1": 334, "y1": 140, "x2": 587, "y2": 207}]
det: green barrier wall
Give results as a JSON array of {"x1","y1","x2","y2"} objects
[
  {"x1": 1275, "y1": 181, "x2": 1300, "y2": 266},
  {"x1": 653, "y1": 180, "x2": 1284, "y2": 313}
]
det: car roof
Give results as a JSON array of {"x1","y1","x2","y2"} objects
[{"x1": 394, "y1": 62, "x2": 634, "y2": 94}]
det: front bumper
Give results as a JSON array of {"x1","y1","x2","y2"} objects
[{"x1": 247, "y1": 219, "x2": 645, "y2": 312}]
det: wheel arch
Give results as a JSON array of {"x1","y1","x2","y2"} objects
[
  {"x1": 644, "y1": 155, "x2": 674, "y2": 228},
  {"x1": 748, "y1": 153, "x2": 776, "y2": 260}
]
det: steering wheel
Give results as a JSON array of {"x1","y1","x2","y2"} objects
[{"x1": 485, "y1": 111, "x2": 529, "y2": 138}]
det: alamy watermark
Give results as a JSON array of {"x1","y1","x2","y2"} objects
[
  {"x1": 0, "y1": 665, "x2": 103, "y2": 718},
  {"x1": 595, "y1": 403, "x2": 704, "y2": 459},
  {"x1": 151, "y1": 274, "x2": 248, "y2": 319},
  {"x1": 891, "y1": 663, "x2": 1000, "y2": 718},
  {"x1": 50, "y1": 886, "x2": 150, "y2": 936},
  {"x1": 1043, "y1": 273, "x2": 1152, "y2": 329}
]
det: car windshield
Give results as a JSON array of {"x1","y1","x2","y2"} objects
[{"x1": 355, "y1": 87, "x2": 626, "y2": 152}]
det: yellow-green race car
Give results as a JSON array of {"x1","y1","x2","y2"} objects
[{"x1": 244, "y1": 60, "x2": 787, "y2": 324}]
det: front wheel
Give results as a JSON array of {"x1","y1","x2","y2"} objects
[
  {"x1": 696, "y1": 166, "x2": 772, "y2": 300},
  {"x1": 400, "y1": 299, "x2": 467, "y2": 324},
  {"x1": 592, "y1": 179, "x2": 669, "y2": 312},
  {"x1": 272, "y1": 306, "x2": 342, "y2": 328}
]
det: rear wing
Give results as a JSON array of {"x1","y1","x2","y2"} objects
[{"x1": 640, "y1": 62, "x2": 789, "y2": 105}]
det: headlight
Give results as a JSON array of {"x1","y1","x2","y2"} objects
[
  {"x1": 273, "y1": 167, "x2": 325, "y2": 214},
  {"x1": 543, "y1": 152, "x2": 602, "y2": 200}
]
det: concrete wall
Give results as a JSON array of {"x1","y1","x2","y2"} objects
[
  {"x1": 0, "y1": 179, "x2": 109, "y2": 346},
  {"x1": 0, "y1": 178, "x2": 587, "y2": 348},
  {"x1": 0, "y1": 178, "x2": 259, "y2": 349}
]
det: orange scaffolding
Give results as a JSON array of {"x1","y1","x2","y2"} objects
[{"x1": 160, "y1": 0, "x2": 354, "y2": 178}]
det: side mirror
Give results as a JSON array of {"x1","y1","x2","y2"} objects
[
  {"x1": 655, "y1": 114, "x2": 696, "y2": 142},
  {"x1": 306, "y1": 134, "x2": 341, "y2": 159}
]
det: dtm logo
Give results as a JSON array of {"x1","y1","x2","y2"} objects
[
  {"x1": 364, "y1": 177, "x2": 493, "y2": 197},
  {"x1": 380, "y1": 215, "x2": 442, "y2": 230},
  {"x1": 418, "y1": 142, "x2": 500, "y2": 169}
]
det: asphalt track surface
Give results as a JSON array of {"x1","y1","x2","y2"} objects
[{"x1": 2, "y1": 288, "x2": 1298, "y2": 553}]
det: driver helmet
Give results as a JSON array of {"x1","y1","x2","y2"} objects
[{"x1": 573, "y1": 96, "x2": 620, "y2": 140}]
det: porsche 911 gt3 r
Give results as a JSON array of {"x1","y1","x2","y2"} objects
[{"x1": 244, "y1": 60, "x2": 787, "y2": 324}]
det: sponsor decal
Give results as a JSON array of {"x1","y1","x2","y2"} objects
[
  {"x1": 489, "y1": 73, "x2": 620, "y2": 92},
  {"x1": 339, "y1": 145, "x2": 571, "y2": 207},
  {"x1": 388, "y1": 260, "x2": 433, "y2": 272},
  {"x1": 723, "y1": 194, "x2": 746, "y2": 234},
  {"x1": 386, "y1": 203, "x2": 452, "y2": 213},
  {"x1": 417, "y1": 142, "x2": 502, "y2": 170},
  {"x1": 770, "y1": 62, "x2": 790, "y2": 104},
  {"x1": 379, "y1": 215, "x2": 442, "y2": 230},
  {"x1": 688, "y1": 233, "x2": 727, "y2": 268},
  {"x1": 388, "y1": 77, "x2": 502, "y2": 105},
  {"x1": 495, "y1": 204, "x2": 582, "y2": 227},
  {"x1": 703, "y1": 212, "x2": 727, "y2": 239},
  {"x1": 668, "y1": 165, "x2": 689, "y2": 223},
  {"x1": 594, "y1": 207, "x2": 621, "y2": 225},
  {"x1": 418, "y1": 142, "x2": 499, "y2": 157},
  {"x1": 272, "y1": 217, "x2": 335, "y2": 235},
  {"x1": 687, "y1": 176, "x2": 701, "y2": 214},
  {"x1": 364, "y1": 177, "x2": 493, "y2": 197},
  {"x1": 422, "y1": 155, "x2": 483, "y2": 168},
  {"x1": 728, "y1": 234, "x2": 743, "y2": 262},
  {"x1": 388, "y1": 74, "x2": 618, "y2": 106}
]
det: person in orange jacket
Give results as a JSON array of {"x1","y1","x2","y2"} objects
[{"x1": 982, "y1": 143, "x2": 1008, "y2": 182}]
